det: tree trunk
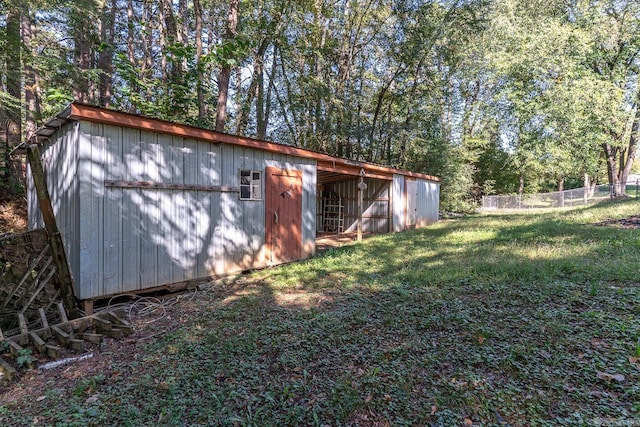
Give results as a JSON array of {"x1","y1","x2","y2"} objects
[
  {"x1": 257, "y1": 44, "x2": 277, "y2": 140},
  {"x1": 194, "y1": 0, "x2": 206, "y2": 122},
  {"x1": 126, "y1": 0, "x2": 138, "y2": 112},
  {"x1": 72, "y1": 39, "x2": 90, "y2": 103},
  {"x1": 215, "y1": 0, "x2": 239, "y2": 132},
  {"x1": 619, "y1": 93, "x2": 640, "y2": 193},
  {"x1": 518, "y1": 173, "x2": 525, "y2": 197},
  {"x1": 3, "y1": 5, "x2": 21, "y2": 193},
  {"x1": 72, "y1": 6, "x2": 94, "y2": 104},
  {"x1": 602, "y1": 143, "x2": 623, "y2": 197},
  {"x1": 160, "y1": 0, "x2": 179, "y2": 111},
  {"x1": 22, "y1": 7, "x2": 41, "y2": 138},
  {"x1": 177, "y1": 0, "x2": 188, "y2": 46},
  {"x1": 236, "y1": 39, "x2": 270, "y2": 135},
  {"x1": 140, "y1": 0, "x2": 155, "y2": 108},
  {"x1": 583, "y1": 173, "x2": 589, "y2": 204},
  {"x1": 98, "y1": 0, "x2": 116, "y2": 107},
  {"x1": 275, "y1": 53, "x2": 299, "y2": 145},
  {"x1": 177, "y1": 0, "x2": 189, "y2": 79},
  {"x1": 158, "y1": 2, "x2": 169, "y2": 88},
  {"x1": 5, "y1": 5, "x2": 21, "y2": 131},
  {"x1": 255, "y1": 56, "x2": 266, "y2": 139}
]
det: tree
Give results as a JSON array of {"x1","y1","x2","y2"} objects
[{"x1": 215, "y1": 0, "x2": 239, "y2": 132}]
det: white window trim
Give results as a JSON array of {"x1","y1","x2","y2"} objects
[{"x1": 239, "y1": 169, "x2": 262, "y2": 200}]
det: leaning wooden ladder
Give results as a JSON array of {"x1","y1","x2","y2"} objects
[
  {"x1": 1, "y1": 244, "x2": 58, "y2": 317},
  {"x1": 323, "y1": 197, "x2": 344, "y2": 233}
]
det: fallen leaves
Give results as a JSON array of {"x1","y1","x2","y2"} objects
[{"x1": 596, "y1": 371, "x2": 625, "y2": 383}]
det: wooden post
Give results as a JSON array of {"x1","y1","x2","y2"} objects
[
  {"x1": 357, "y1": 169, "x2": 367, "y2": 242},
  {"x1": 26, "y1": 144, "x2": 79, "y2": 319}
]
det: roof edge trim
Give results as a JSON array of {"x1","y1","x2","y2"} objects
[{"x1": 58, "y1": 102, "x2": 440, "y2": 182}]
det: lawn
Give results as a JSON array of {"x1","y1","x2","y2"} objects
[{"x1": 1, "y1": 200, "x2": 640, "y2": 426}]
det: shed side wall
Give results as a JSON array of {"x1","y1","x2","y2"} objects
[
  {"x1": 78, "y1": 122, "x2": 316, "y2": 300},
  {"x1": 27, "y1": 123, "x2": 81, "y2": 289}
]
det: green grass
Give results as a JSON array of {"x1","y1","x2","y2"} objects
[{"x1": 2, "y1": 200, "x2": 640, "y2": 426}]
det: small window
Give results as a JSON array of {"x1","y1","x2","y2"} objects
[{"x1": 240, "y1": 170, "x2": 262, "y2": 200}]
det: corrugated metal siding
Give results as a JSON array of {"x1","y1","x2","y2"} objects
[
  {"x1": 322, "y1": 178, "x2": 390, "y2": 234},
  {"x1": 27, "y1": 123, "x2": 81, "y2": 289},
  {"x1": 392, "y1": 174, "x2": 405, "y2": 232},
  {"x1": 74, "y1": 122, "x2": 316, "y2": 299},
  {"x1": 415, "y1": 179, "x2": 440, "y2": 227}
]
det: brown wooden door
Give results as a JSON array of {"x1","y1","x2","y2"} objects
[{"x1": 265, "y1": 167, "x2": 302, "y2": 264}]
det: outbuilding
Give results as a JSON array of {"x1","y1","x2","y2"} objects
[{"x1": 27, "y1": 103, "x2": 440, "y2": 307}]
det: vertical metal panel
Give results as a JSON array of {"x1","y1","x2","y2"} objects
[
  {"x1": 415, "y1": 179, "x2": 440, "y2": 227},
  {"x1": 194, "y1": 140, "x2": 210, "y2": 278},
  {"x1": 152, "y1": 132, "x2": 173, "y2": 287},
  {"x1": 219, "y1": 144, "x2": 236, "y2": 273},
  {"x1": 301, "y1": 163, "x2": 316, "y2": 256},
  {"x1": 66, "y1": 124, "x2": 80, "y2": 292},
  {"x1": 119, "y1": 127, "x2": 142, "y2": 294},
  {"x1": 77, "y1": 121, "x2": 105, "y2": 299},
  {"x1": 392, "y1": 174, "x2": 405, "y2": 232},
  {"x1": 184, "y1": 135, "x2": 201, "y2": 281},
  {"x1": 102, "y1": 125, "x2": 124, "y2": 298},
  {"x1": 139, "y1": 131, "x2": 160, "y2": 290}
]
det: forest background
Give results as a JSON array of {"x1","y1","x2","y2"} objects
[{"x1": 1, "y1": 0, "x2": 639, "y2": 212}]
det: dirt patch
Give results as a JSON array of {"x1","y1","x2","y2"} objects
[
  {"x1": 0, "y1": 197, "x2": 27, "y2": 235},
  {"x1": 594, "y1": 215, "x2": 640, "y2": 229}
]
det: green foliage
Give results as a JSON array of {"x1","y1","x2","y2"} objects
[{"x1": 15, "y1": 348, "x2": 33, "y2": 369}]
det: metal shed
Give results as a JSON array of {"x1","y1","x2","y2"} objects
[{"x1": 27, "y1": 103, "x2": 440, "y2": 306}]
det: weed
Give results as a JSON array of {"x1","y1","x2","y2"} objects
[
  {"x1": 73, "y1": 374, "x2": 105, "y2": 397},
  {"x1": 15, "y1": 348, "x2": 33, "y2": 369}
]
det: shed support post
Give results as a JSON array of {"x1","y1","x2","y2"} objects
[
  {"x1": 357, "y1": 170, "x2": 367, "y2": 242},
  {"x1": 357, "y1": 179, "x2": 363, "y2": 242},
  {"x1": 26, "y1": 144, "x2": 79, "y2": 319}
]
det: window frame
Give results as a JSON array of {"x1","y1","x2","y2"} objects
[{"x1": 239, "y1": 169, "x2": 263, "y2": 201}]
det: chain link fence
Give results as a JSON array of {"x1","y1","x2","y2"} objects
[{"x1": 481, "y1": 183, "x2": 639, "y2": 211}]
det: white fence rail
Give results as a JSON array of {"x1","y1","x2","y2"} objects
[{"x1": 481, "y1": 184, "x2": 637, "y2": 211}]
